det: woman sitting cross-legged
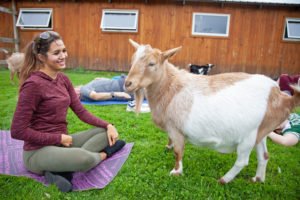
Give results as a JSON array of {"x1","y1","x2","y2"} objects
[{"x1": 11, "y1": 31, "x2": 125, "y2": 192}]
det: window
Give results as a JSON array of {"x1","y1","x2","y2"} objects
[
  {"x1": 100, "y1": 9, "x2": 138, "y2": 32},
  {"x1": 283, "y1": 18, "x2": 300, "y2": 41},
  {"x1": 192, "y1": 13, "x2": 230, "y2": 37},
  {"x1": 16, "y1": 8, "x2": 53, "y2": 30}
]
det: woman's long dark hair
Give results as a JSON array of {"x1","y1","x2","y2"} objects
[{"x1": 19, "y1": 31, "x2": 61, "y2": 86}]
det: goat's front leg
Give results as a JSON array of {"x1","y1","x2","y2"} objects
[{"x1": 168, "y1": 130, "x2": 185, "y2": 176}]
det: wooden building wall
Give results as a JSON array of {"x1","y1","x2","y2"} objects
[{"x1": 1, "y1": 0, "x2": 299, "y2": 78}]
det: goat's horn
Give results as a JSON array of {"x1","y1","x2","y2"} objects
[{"x1": 129, "y1": 39, "x2": 140, "y2": 49}]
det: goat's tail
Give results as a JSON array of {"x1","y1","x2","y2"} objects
[{"x1": 290, "y1": 84, "x2": 300, "y2": 107}]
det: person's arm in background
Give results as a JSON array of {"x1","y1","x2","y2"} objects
[
  {"x1": 94, "y1": 77, "x2": 110, "y2": 80},
  {"x1": 89, "y1": 91, "x2": 131, "y2": 100},
  {"x1": 268, "y1": 131, "x2": 298, "y2": 146},
  {"x1": 268, "y1": 118, "x2": 298, "y2": 146}
]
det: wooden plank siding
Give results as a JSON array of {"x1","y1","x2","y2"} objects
[
  {"x1": 0, "y1": 1, "x2": 299, "y2": 78},
  {"x1": 0, "y1": 2, "x2": 13, "y2": 61}
]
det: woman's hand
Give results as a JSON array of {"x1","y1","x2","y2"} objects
[
  {"x1": 61, "y1": 134, "x2": 73, "y2": 147},
  {"x1": 107, "y1": 124, "x2": 119, "y2": 146}
]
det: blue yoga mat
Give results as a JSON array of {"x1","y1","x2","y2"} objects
[
  {"x1": 81, "y1": 100, "x2": 149, "y2": 106},
  {"x1": 81, "y1": 100, "x2": 129, "y2": 105}
]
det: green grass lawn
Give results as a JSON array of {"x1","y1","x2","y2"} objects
[{"x1": 0, "y1": 68, "x2": 299, "y2": 200}]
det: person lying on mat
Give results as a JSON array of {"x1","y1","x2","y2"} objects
[
  {"x1": 10, "y1": 31, "x2": 125, "y2": 193},
  {"x1": 75, "y1": 77, "x2": 151, "y2": 112},
  {"x1": 74, "y1": 75, "x2": 133, "y2": 101}
]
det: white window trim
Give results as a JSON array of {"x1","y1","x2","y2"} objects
[
  {"x1": 100, "y1": 9, "x2": 138, "y2": 33},
  {"x1": 192, "y1": 12, "x2": 230, "y2": 37},
  {"x1": 16, "y1": 8, "x2": 53, "y2": 30},
  {"x1": 283, "y1": 18, "x2": 300, "y2": 41}
]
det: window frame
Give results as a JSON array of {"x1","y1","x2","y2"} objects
[
  {"x1": 192, "y1": 12, "x2": 231, "y2": 37},
  {"x1": 16, "y1": 8, "x2": 53, "y2": 30},
  {"x1": 100, "y1": 9, "x2": 139, "y2": 33},
  {"x1": 283, "y1": 17, "x2": 300, "y2": 41}
]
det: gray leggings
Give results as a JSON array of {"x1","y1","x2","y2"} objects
[{"x1": 23, "y1": 128, "x2": 109, "y2": 175}]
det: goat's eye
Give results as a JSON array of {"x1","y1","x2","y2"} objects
[{"x1": 148, "y1": 62, "x2": 155, "y2": 67}]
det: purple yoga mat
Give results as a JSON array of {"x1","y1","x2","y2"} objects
[{"x1": 0, "y1": 130, "x2": 133, "y2": 191}]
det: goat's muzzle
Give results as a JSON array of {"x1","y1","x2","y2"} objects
[
  {"x1": 125, "y1": 80, "x2": 132, "y2": 88},
  {"x1": 125, "y1": 80, "x2": 134, "y2": 92}
]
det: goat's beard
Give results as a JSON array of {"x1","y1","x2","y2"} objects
[{"x1": 134, "y1": 88, "x2": 145, "y2": 114}]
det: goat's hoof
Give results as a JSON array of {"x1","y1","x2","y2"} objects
[
  {"x1": 170, "y1": 169, "x2": 182, "y2": 176},
  {"x1": 251, "y1": 176, "x2": 264, "y2": 183},
  {"x1": 170, "y1": 172, "x2": 181, "y2": 176},
  {"x1": 218, "y1": 178, "x2": 227, "y2": 185}
]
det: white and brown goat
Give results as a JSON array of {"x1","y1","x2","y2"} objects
[
  {"x1": 1, "y1": 49, "x2": 24, "y2": 84},
  {"x1": 125, "y1": 39, "x2": 300, "y2": 184}
]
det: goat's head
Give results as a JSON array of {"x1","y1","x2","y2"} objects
[{"x1": 125, "y1": 39, "x2": 181, "y2": 93}]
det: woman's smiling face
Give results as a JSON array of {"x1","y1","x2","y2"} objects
[{"x1": 43, "y1": 39, "x2": 68, "y2": 71}]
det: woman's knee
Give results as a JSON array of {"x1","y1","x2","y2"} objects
[
  {"x1": 77, "y1": 152, "x2": 100, "y2": 171},
  {"x1": 88, "y1": 127, "x2": 107, "y2": 135},
  {"x1": 94, "y1": 127, "x2": 107, "y2": 133}
]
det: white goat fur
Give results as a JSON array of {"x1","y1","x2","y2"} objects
[
  {"x1": 2, "y1": 50, "x2": 24, "y2": 83},
  {"x1": 125, "y1": 39, "x2": 300, "y2": 184}
]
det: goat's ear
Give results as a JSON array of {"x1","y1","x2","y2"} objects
[
  {"x1": 129, "y1": 39, "x2": 140, "y2": 49},
  {"x1": 162, "y1": 46, "x2": 182, "y2": 60}
]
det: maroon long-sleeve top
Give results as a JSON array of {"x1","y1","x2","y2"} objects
[
  {"x1": 11, "y1": 71, "x2": 109, "y2": 151},
  {"x1": 279, "y1": 74, "x2": 300, "y2": 95}
]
